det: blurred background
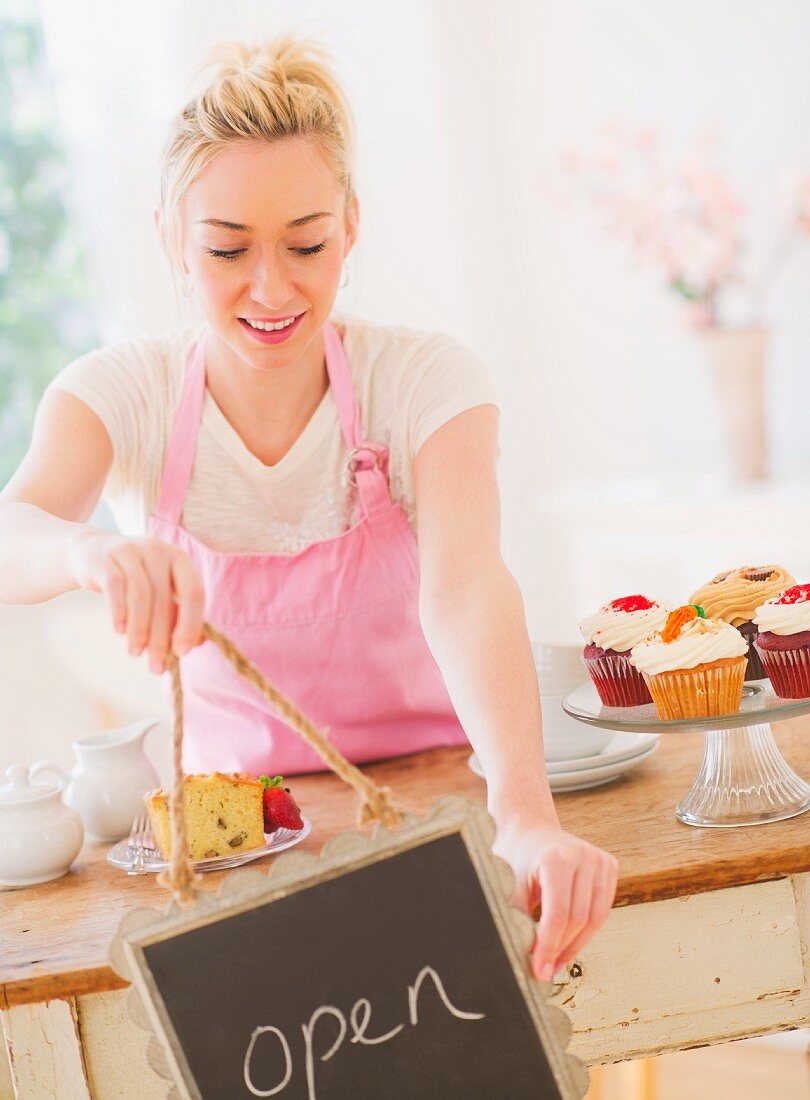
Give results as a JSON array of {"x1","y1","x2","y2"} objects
[
  {"x1": 6, "y1": 0, "x2": 810, "y2": 756},
  {"x1": 2, "y1": 1, "x2": 810, "y2": 1094}
]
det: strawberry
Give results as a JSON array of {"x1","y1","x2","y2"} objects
[{"x1": 259, "y1": 775, "x2": 304, "y2": 832}]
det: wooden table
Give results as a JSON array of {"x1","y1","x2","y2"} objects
[{"x1": 2, "y1": 721, "x2": 810, "y2": 1098}]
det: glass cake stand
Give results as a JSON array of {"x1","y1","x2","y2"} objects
[{"x1": 562, "y1": 680, "x2": 810, "y2": 828}]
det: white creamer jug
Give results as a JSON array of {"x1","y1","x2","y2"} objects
[
  {"x1": 0, "y1": 764, "x2": 84, "y2": 887},
  {"x1": 31, "y1": 718, "x2": 161, "y2": 841}
]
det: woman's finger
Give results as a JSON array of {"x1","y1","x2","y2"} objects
[
  {"x1": 170, "y1": 553, "x2": 205, "y2": 655},
  {"x1": 553, "y1": 856, "x2": 618, "y2": 969},
  {"x1": 145, "y1": 549, "x2": 174, "y2": 673},
  {"x1": 112, "y1": 546, "x2": 153, "y2": 656},
  {"x1": 99, "y1": 558, "x2": 127, "y2": 636},
  {"x1": 531, "y1": 855, "x2": 575, "y2": 981},
  {"x1": 552, "y1": 865, "x2": 595, "y2": 967}
]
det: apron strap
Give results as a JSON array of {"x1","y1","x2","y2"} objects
[
  {"x1": 153, "y1": 328, "x2": 208, "y2": 525},
  {"x1": 155, "y1": 322, "x2": 392, "y2": 527},
  {"x1": 323, "y1": 322, "x2": 391, "y2": 518}
]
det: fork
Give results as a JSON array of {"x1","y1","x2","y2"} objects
[{"x1": 126, "y1": 812, "x2": 157, "y2": 875}]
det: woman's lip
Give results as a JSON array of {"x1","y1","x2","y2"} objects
[{"x1": 237, "y1": 313, "x2": 305, "y2": 344}]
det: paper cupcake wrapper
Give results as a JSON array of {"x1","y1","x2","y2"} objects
[
  {"x1": 753, "y1": 643, "x2": 810, "y2": 699},
  {"x1": 642, "y1": 657, "x2": 746, "y2": 720},
  {"x1": 583, "y1": 654, "x2": 652, "y2": 707}
]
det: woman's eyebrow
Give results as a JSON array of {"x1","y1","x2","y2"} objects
[{"x1": 196, "y1": 212, "x2": 336, "y2": 231}]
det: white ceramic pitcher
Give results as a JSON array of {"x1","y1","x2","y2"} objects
[{"x1": 31, "y1": 718, "x2": 161, "y2": 841}]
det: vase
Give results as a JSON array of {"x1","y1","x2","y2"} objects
[{"x1": 702, "y1": 326, "x2": 769, "y2": 481}]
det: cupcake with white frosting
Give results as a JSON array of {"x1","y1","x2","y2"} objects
[
  {"x1": 689, "y1": 564, "x2": 795, "y2": 681},
  {"x1": 753, "y1": 584, "x2": 810, "y2": 698},
  {"x1": 579, "y1": 594, "x2": 671, "y2": 706},
  {"x1": 629, "y1": 605, "x2": 747, "y2": 719}
]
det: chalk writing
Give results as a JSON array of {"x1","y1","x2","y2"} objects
[{"x1": 243, "y1": 965, "x2": 486, "y2": 1099}]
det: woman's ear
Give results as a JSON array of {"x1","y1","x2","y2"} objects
[{"x1": 344, "y1": 192, "x2": 360, "y2": 257}]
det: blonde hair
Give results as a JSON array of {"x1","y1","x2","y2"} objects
[{"x1": 159, "y1": 33, "x2": 356, "y2": 291}]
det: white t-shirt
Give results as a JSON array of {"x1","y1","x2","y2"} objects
[{"x1": 47, "y1": 312, "x2": 500, "y2": 553}]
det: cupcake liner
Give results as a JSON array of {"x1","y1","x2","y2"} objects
[
  {"x1": 642, "y1": 657, "x2": 746, "y2": 720},
  {"x1": 583, "y1": 653, "x2": 652, "y2": 707},
  {"x1": 753, "y1": 643, "x2": 810, "y2": 699}
]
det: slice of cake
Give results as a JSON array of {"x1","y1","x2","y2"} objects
[{"x1": 145, "y1": 772, "x2": 265, "y2": 861}]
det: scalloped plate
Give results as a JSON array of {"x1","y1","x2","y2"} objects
[{"x1": 107, "y1": 818, "x2": 312, "y2": 874}]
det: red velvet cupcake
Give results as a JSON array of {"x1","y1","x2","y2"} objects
[
  {"x1": 754, "y1": 583, "x2": 810, "y2": 698},
  {"x1": 579, "y1": 595, "x2": 671, "y2": 707}
]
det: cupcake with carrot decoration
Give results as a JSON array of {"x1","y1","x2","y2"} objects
[
  {"x1": 689, "y1": 564, "x2": 795, "y2": 681},
  {"x1": 629, "y1": 604, "x2": 747, "y2": 720},
  {"x1": 753, "y1": 583, "x2": 810, "y2": 698},
  {"x1": 579, "y1": 594, "x2": 671, "y2": 706}
]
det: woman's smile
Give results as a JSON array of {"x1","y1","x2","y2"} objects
[{"x1": 237, "y1": 311, "x2": 306, "y2": 345}]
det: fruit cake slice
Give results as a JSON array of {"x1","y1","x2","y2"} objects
[{"x1": 145, "y1": 772, "x2": 265, "y2": 861}]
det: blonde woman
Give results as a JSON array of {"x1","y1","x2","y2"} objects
[{"x1": 0, "y1": 35, "x2": 617, "y2": 978}]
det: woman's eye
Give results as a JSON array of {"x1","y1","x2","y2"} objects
[
  {"x1": 206, "y1": 248, "x2": 245, "y2": 261},
  {"x1": 205, "y1": 242, "x2": 327, "y2": 261},
  {"x1": 292, "y1": 242, "x2": 327, "y2": 256}
]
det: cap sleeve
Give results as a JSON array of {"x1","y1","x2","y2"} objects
[
  {"x1": 45, "y1": 335, "x2": 168, "y2": 498},
  {"x1": 402, "y1": 333, "x2": 500, "y2": 460}
]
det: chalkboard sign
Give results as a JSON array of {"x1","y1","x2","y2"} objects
[{"x1": 112, "y1": 796, "x2": 587, "y2": 1100}]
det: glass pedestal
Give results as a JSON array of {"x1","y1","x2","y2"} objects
[{"x1": 563, "y1": 680, "x2": 810, "y2": 828}]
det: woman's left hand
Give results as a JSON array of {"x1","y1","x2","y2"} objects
[{"x1": 492, "y1": 820, "x2": 619, "y2": 981}]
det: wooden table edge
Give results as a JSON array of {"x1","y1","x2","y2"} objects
[{"x1": 5, "y1": 862, "x2": 809, "y2": 1008}]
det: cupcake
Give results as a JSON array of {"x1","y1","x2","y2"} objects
[
  {"x1": 579, "y1": 594, "x2": 670, "y2": 706},
  {"x1": 629, "y1": 605, "x2": 747, "y2": 720},
  {"x1": 689, "y1": 564, "x2": 795, "y2": 681},
  {"x1": 753, "y1": 583, "x2": 810, "y2": 698}
]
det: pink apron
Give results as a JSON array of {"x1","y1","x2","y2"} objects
[{"x1": 148, "y1": 321, "x2": 470, "y2": 775}]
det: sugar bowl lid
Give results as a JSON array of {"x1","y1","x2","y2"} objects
[{"x1": 0, "y1": 764, "x2": 60, "y2": 805}]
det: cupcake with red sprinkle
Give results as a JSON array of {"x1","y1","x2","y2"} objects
[
  {"x1": 754, "y1": 584, "x2": 810, "y2": 698},
  {"x1": 579, "y1": 594, "x2": 671, "y2": 706}
]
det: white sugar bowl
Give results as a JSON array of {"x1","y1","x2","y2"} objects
[{"x1": 0, "y1": 764, "x2": 84, "y2": 887}]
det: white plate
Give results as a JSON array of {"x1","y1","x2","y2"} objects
[
  {"x1": 468, "y1": 741, "x2": 659, "y2": 792},
  {"x1": 107, "y1": 818, "x2": 312, "y2": 874},
  {"x1": 546, "y1": 731, "x2": 659, "y2": 774}
]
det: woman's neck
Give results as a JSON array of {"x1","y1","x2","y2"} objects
[{"x1": 203, "y1": 326, "x2": 331, "y2": 466}]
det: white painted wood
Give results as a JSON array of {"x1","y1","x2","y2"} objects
[
  {"x1": 77, "y1": 992, "x2": 169, "y2": 1100},
  {"x1": 0, "y1": 1039, "x2": 14, "y2": 1100},
  {"x1": 0, "y1": 998, "x2": 91, "y2": 1099},
  {"x1": 555, "y1": 874, "x2": 810, "y2": 1064}
]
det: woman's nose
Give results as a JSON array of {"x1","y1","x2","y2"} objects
[{"x1": 249, "y1": 256, "x2": 294, "y2": 308}]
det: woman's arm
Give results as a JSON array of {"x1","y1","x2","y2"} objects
[
  {"x1": 0, "y1": 388, "x2": 205, "y2": 667},
  {"x1": 414, "y1": 403, "x2": 618, "y2": 979}
]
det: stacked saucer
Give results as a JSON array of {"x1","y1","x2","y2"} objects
[
  {"x1": 467, "y1": 643, "x2": 660, "y2": 792},
  {"x1": 468, "y1": 732, "x2": 659, "y2": 792}
]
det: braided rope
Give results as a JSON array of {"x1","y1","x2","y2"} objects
[{"x1": 160, "y1": 623, "x2": 403, "y2": 903}]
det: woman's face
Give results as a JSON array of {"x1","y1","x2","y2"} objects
[{"x1": 176, "y1": 137, "x2": 357, "y2": 370}]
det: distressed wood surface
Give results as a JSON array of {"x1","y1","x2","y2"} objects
[
  {"x1": 2, "y1": 717, "x2": 809, "y2": 1008},
  {"x1": 0, "y1": 998, "x2": 91, "y2": 1099},
  {"x1": 34, "y1": 871, "x2": 810, "y2": 1098},
  {"x1": 3, "y1": 873, "x2": 808, "y2": 1097}
]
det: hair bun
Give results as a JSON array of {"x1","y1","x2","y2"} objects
[{"x1": 190, "y1": 34, "x2": 340, "y2": 98}]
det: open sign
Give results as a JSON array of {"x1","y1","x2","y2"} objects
[{"x1": 112, "y1": 797, "x2": 587, "y2": 1099}]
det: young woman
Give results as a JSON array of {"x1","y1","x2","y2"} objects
[{"x1": 0, "y1": 35, "x2": 617, "y2": 979}]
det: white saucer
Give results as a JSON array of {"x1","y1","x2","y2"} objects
[
  {"x1": 468, "y1": 738, "x2": 659, "y2": 793},
  {"x1": 546, "y1": 731, "x2": 659, "y2": 774}
]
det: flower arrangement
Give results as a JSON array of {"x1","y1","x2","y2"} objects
[{"x1": 561, "y1": 125, "x2": 810, "y2": 331}]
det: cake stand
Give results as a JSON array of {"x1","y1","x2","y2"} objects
[{"x1": 562, "y1": 680, "x2": 810, "y2": 828}]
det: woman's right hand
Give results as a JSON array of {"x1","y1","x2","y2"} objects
[{"x1": 69, "y1": 529, "x2": 206, "y2": 674}]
